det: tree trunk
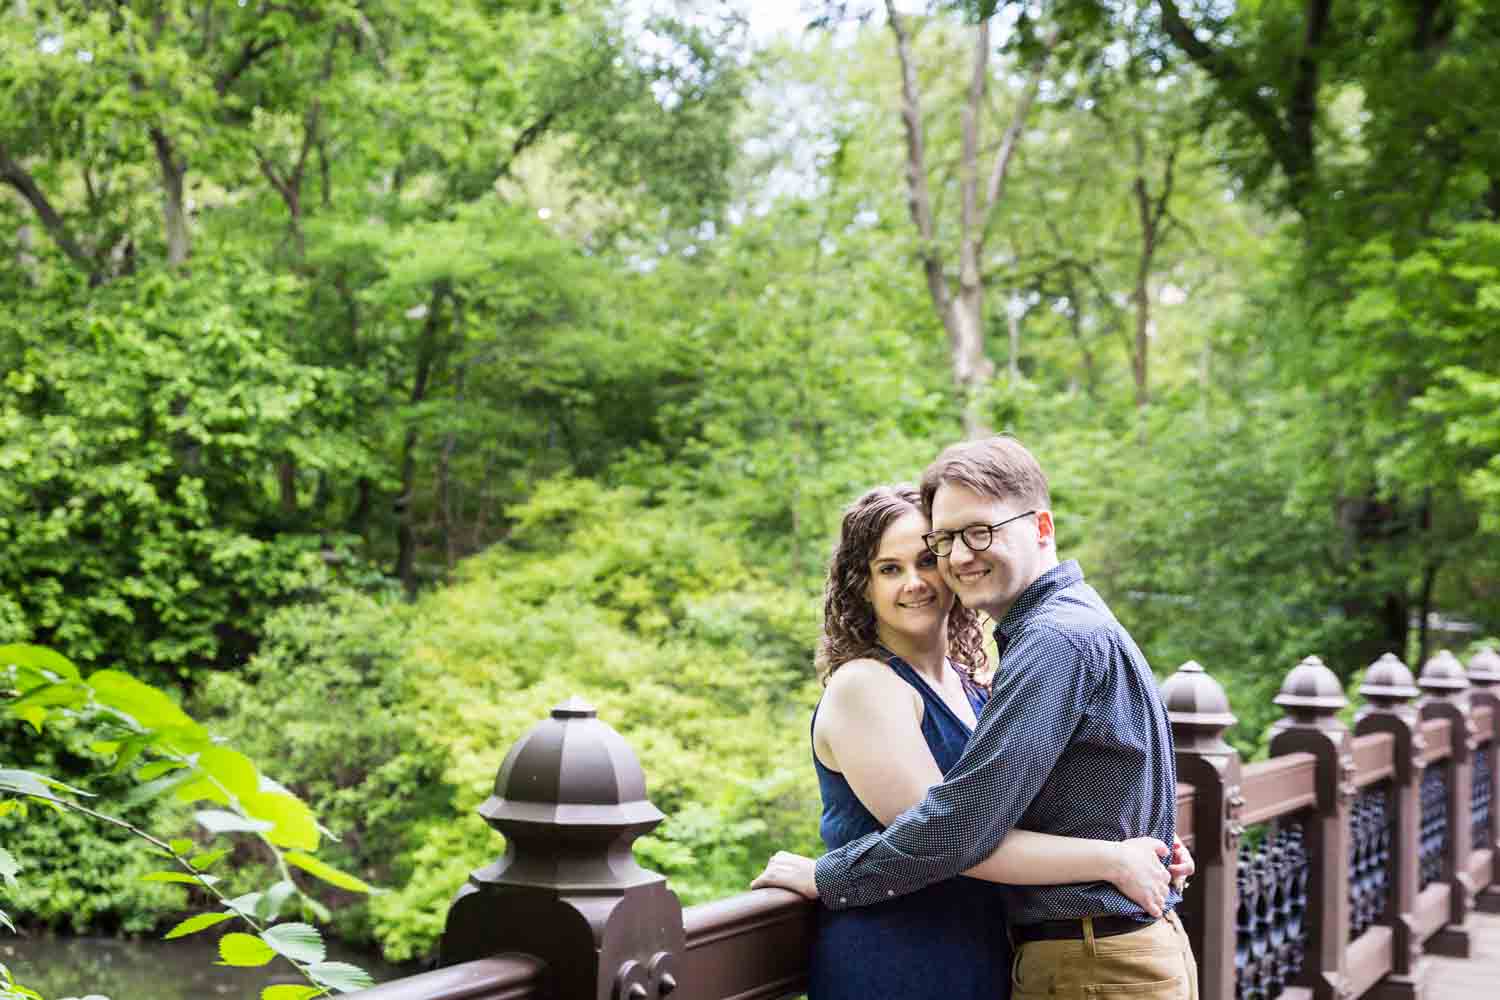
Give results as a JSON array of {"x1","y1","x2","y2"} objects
[
  {"x1": 394, "y1": 281, "x2": 451, "y2": 596},
  {"x1": 151, "y1": 127, "x2": 190, "y2": 267},
  {"x1": 884, "y1": 3, "x2": 1052, "y2": 436},
  {"x1": 1129, "y1": 133, "x2": 1177, "y2": 411}
]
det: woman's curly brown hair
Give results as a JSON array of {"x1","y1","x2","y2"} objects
[{"x1": 815, "y1": 485, "x2": 989, "y2": 684}]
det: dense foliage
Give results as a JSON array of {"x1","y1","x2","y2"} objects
[{"x1": 3, "y1": 0, "x2": 1498, "y2": 969}]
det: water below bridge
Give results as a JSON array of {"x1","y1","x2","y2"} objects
[{"x1": 1, "y1": 934, "x2": 408, "y2": 999}]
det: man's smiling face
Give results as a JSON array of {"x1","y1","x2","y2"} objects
[{"x1": 929, "y1": 482, "x2": 1052, "y2": 621}]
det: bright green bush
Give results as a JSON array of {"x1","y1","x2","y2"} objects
[
  {"x1": 195, "y1": 478, "x2": 827, "y2": 961},
  {"x1": 194, "y1": 592, "x2": 454, "y2": 949}
]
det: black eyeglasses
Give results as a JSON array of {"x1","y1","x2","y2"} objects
[{"x1": 923, "y1": 510, "x2": 1037, "y2": 557}]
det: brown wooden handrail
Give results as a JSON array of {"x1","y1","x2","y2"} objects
[
  {"x1": 676, "y1": 888, "x2": 815, "y2": 1000},
  {"x1": 1420, "y1": 716, "x2": 1452, "y2": 763},
  {"x1": 1349, "y1": 731, "x2": 1395, "y2": 787},
  {"x1": 351, "y1": 954, "x2": 546, "y2": 999},
  {"x1": 1239, "y1": 751, "x2": 1317, "y2": 825}
]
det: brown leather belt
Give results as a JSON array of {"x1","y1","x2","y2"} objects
[{"x1": 1013, "y1": 915, "x2": 1158, "y2": 944}]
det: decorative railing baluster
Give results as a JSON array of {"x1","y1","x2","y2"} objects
[
  {"x1": 1472, "y1": 745, "x2": 1491, "y2": 864},
  {"x1": 1419, "y1": 764, "x2": 1450, "y2": 891},
  {"x1": 1234, "y1": 821, "x2": 1311, "y2": 1000},
  {"x1": 1348, "y1": 783, "x2": 1392, "y2": 940}
]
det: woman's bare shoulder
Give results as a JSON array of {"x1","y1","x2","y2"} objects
[{"x1": 823, "y1": 657, "x2": 916, "y2": 714}]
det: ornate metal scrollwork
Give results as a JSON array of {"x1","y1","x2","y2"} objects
[
  {"x1": 1473, "y1": 745, "x2": 1493, "y2": 854},
  {"x1": 1347, "y1": 782, "x2": 1392, "y2": 940},
  {"x1": 1419, "y1": 764, "x2": 1449, "y2": 890},
  {"x1": 1234, "y1": 817, "x2": 1309, "y2": 1000}
]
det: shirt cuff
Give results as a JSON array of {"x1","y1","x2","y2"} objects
[{"x1": 814, "y1": 852, "x2": 850, "y2": 909}]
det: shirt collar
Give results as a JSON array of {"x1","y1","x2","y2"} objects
[{"x1": 993, "y1": 559, "x2": 1084, "y2": 646}]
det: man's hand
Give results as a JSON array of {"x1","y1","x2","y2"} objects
[
  {"x1": 1169, "y1": 835, "x2": 1195, "y2": 890},
  {"x1": 1110, "y1": 837, "x2": 1172, "y2": 917},
  {"x1": 750, "y1": 850, "x2": 819, "y2": 900}
]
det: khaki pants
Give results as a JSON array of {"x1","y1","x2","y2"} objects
[{"x1": 1011, "y1": 910, "x2": 1199, "y2": 1000}]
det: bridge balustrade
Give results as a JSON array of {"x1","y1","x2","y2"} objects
[{"x1": 353, "y1": 648, "x2": 1500, "y2": 1000}]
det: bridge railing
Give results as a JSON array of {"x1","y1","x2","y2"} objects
[{"x1": 353, "y1": 648, "x2": 1500, "y2": 1000}]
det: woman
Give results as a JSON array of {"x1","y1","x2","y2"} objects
[{"x1": 757, "y1": 485, "x2": 1188, "y2": 1000}]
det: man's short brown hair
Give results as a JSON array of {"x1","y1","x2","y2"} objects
[{"x1": 919, "y1": 435, "x2": 1051, "y2": 513}]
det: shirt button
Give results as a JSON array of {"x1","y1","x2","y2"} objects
[
  {"x1": 838, "y1": 896, "x2": 847, "y2": 904},
  {"x1": 886, "y1": 890, "x2": 895, "y2": 897}
]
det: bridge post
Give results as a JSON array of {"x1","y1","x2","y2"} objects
[
  {"x1": 438, "y1": 697, "x2": 684, "y2": 1000},
  {"x1": 1159, "y1": 661, "x2": 1240, "y2": 1000},
  {"x1": 1267, "y1": 655, "x2": 1353, "y2": 1000},
  {"x1": 1470, "y1": 647, "x2": 1500, "y2": 914},
  {"x1": 1418, "y1": 651, "x2": 1474, "y2": 956},
  {"x1": 1354, "y1": 653, "x2": 1427, "y2": 1000}
]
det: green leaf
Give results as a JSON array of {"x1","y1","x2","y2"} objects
[
  {"x1": 307, "y1": 961, "x2": 374, "y2": 992},
  {"x1": 189, "y1": 848, "x2": 230, "y2": 869},
  {"x1": 223, "y1": 891, "x2": 264, "y2": 920},
  {"x1": 124, "y1": 768, "x2": 198, "y2": 807},
  {"x1": 87, "y1": 669, "x2": 206, "y2": 742},
  {"x1": 261, "y1": 922, "x2": 326, "y2": 964},
  {"x1": 11, "y1": 705, "x2": 46, "y2": 734},
  {"x1": 0, "y1": 848, "x2": 19, "y2": 890},
  {"x1": 195, "y1": 809, "x2": 273, "y2": 835},
  {"x1": 262, "y1": 986, "x2": 327, "y2": 1000},
  {"x1": 141, "y1": 871, "x2": 219, "y2": 886},
  {"x1": 0, "y1": 644, "x2": 80, "y2": 681},
  {"x1": 163, "y1": 911, "x2": 234, "y2": 940},
  {"x1": 219, "y1": 931, "x2": 276, "y2": 967},
  {"x1": 283, "y1": 852, "x2": 374, "y2": 894},
  {"x1": 0, "y1": 769, "x2": 87, "y2": 800},
  {"x1": 242, "y1": 790, "x2": 319, "y2": 850},
  {"x1": 260, "y1": 880, "x2": 297, "y2": 921},
  {"x1": 137, "y1": 760, "x2": 186, "y2": 781},
  {"x1": 196, "y1": 746, "x2": 260, "y2": 801},
  {"x1": 168, "y1": 838, "x2": 195, "y2": 855},
  {"x1": 0, "y1": 907, "x2": 13, "y2": 934},
  {"x1": 175, "y1": 775, "x2": 231, "y2": 806}
]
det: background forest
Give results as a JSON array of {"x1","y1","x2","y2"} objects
[{"x1": 2, "y1": 0, "x2": 1498, "y2": 968}]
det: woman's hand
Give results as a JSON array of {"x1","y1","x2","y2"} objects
[
  {"x1": 1109, "y1": 837, "x2": 1172, "y2": 918},
  {"x1": 750, "y1": 851, "x2": 820, "y2": 900},
  {"x1": 1169, "y1": 835, "x2": 1195, "y2": 889}
]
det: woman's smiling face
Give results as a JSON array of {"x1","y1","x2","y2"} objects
[{"x1": 864, "y1": 509, "x2": 953, "y2": 639}]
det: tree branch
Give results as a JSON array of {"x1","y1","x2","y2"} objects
[
  {"x1": 959, "y1": 18, "x2": 988, "y2": 266},
  {"x1": 885, "y1": 0, "x2": 950, "y2": 316},
  {"x1": 1287, "y1": 0, "x2": 1332, "y2": 188},
  {"x1": 0, "y1": 143, "x2": 100, "y2": 282},
  {"x1": 979, "y1": 29, "x2": 1055, "y2": 236},
  {"x1": 1156, "y1": 0, "x2": 1314, "y2": 202},
  {"x1": 215, "y1": 37, "x2": 284, "y2": 96}
]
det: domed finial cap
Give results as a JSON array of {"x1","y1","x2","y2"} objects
[
  {"x1": 1418, "y1": 650, "x2": 1469, "y2": 693},
  {"x1": 479, "y1": 697, "x2": 664, "y2": 833},
  {"x1": 1467, "y1": 647, "x2": 1500, "y2": 689},
  {"x1": 1360, "y1": 652, "x2": 1418, "y2": 704},
  {"x1": 1161, "y1": 661, "x2": 1238, "y2": 726},
  {"x1": 1274, "y1": 655, "x2": 1347, "y2": 714},
  {"x1": 551, "y1": 695, "x2": 598, "y2": 719},
  {"x1": 1160, "y1": 661, "x2": 1238, "y2": 752}
]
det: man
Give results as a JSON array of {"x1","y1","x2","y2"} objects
[{"x1": 753, "y1": 436, "x2": 1197, "y2": 998}]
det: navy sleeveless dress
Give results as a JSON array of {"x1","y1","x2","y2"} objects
[{"x1": 808, "y1": 652, "x2": 1012, "y2": 1000}]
